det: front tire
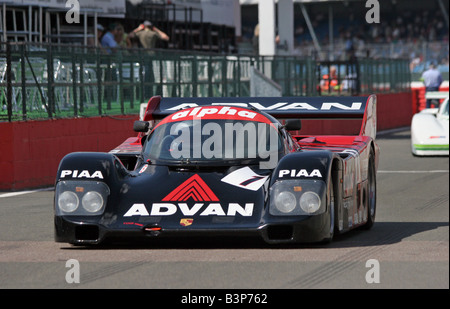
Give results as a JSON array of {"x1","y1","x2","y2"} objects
[{"x1": 322, "y1": 178, "x2": 336, "y2": 243}]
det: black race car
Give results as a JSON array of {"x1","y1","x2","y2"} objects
[{"x1": 54, "y1": 95, "x2": 379, "y2": 245}]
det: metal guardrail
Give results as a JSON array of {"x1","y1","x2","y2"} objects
[{"x1": 0, "y1": 42, "x2": 411, "y2": 122}]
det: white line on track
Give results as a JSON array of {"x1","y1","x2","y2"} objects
[
  {"x1": 0, "y1": 187, "x2": 53, "y2": 198},
  {"x1": 376, "y1": 126, "x2": 410, "y2": 136}
]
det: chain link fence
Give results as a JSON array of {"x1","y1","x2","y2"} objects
[{"x1": 1, "y1": 42, "x2": 410, "y2": 121}]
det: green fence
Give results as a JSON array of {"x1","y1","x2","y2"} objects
[{"x1": 0, "y1": 42, "x2": 410, "y2": 121}]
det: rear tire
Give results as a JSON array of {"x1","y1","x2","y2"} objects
[{"x1": 362, "y1": 150, "x2": 376, "y2": 229}]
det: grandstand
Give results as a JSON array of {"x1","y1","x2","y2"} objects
[{"x1": 241, "y1": 0, "x2": 449, "y2": 80}]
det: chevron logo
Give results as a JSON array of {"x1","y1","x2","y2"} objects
[{"x1": 162, "y1": 174, "x2": 219, "y2": 202}]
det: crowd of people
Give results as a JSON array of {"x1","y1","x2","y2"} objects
[
  {"x1": 94, "y1": 20, "x2": 170, "y2": 54},
  {"x1": 363, "y1": 10, "x2": 446, "y2": 44},
  {"x1": 292, "y1": 7, "x2": 448, "y2": 47},
  {"x1": 291, "y1": 7, "x2": 449, "y2": 69}
]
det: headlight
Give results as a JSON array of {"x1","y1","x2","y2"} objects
[
  {"x1": 82, "y1": 191, "x2": 104, "y2": 213},
  {"x1": 274, "y1": 191, "x2": 297, "y2": 213},
  {"x1": 58, "y1": 191, "x2": 79, "y2": 213},
  {"x1": 269, "y1": 180, "x2": 326, "y2": 216},
  {"x1": 55, "y1": 181, "x2": 110, "y2": 216},
  {"x1": 299, "y1": 191, "x2": 321, "y2": 214}
]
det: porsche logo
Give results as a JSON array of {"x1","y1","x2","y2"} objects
[{"x1": 180, "y1": 218, "x2": 194, "y2": 226}]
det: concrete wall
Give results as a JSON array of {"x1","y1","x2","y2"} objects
[
  {"x1": 0, "y1": 116, "x2": 136, "y2": 191},
  {"x1": 376, "y1": 91, "x2": 414, "y2": 131}
]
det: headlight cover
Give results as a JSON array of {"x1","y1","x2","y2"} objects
[
  {"x1": 269, "y1": 180, "x2": 326, "y2": 216},
  {"x1": 58, "y1": 191, "x2": 79, "y2": 213},
  {"x1": 274, "y1": 191, "x2": 297, "y2": 213},
  {"x1": 55, "y1": 181, "x2": 110, "y2": 216},
  {"x1": 82, "y1": 191, "x2": 104, "y2": 213},
  {"x1": 299, "y1": 191, "x2": 321, "y2": 214}
]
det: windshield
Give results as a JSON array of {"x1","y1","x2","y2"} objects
[{"x1": 143, "y1": 119, "x2": 282, "y2": 164}]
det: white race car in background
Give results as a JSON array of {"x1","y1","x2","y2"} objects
[{"x1": 411, "y1": 97, "x2": 449, "y2": 156}]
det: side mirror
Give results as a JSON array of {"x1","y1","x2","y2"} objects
[
  {"x1": 285, "y1": 119, "x2": 302, "y2": 131},
  {"x1": 133, "y1": 120, "x2": 150, "y2": 132}
]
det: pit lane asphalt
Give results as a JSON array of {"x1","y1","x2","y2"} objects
[{"x1": 0, "y1": 128, "x2": 448, "y2": 289}]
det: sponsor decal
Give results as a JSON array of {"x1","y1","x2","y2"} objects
[
  {"x1": 221, "y1": 167, "x2": 268, "y2": 191},
  {"x1": 162, "y1": 174, "x2": 219, "y2": 202},
  {"x1": 180, "y1": 218, "x2": 194, "y2": 226},
  {"x1": 123, "y1": 175, "x2": 254, "y2": 217},
  {"x1": 165, "y1": 102, "x2": 363, "y2": 112},
  {"x1": 123, "y1": 222, "x2": 144, "y2": 227},
  {"x1": 429, "y1": 136, "x2": 446, "y2": 139},
  {"x1": 123, "y1": 202, "x2": 254, "y2": 217},
  {"x1": 60, "y1": 170, "x2": 103, "y2": 179},
  {"x1": 158, "y1": 106, "x2": 273, "y2": 126},
  {"x1": 172, "y1": 106, "x2": 257, "y2": 120},
  {"x1": 278, "y1": 169, "x2": 322, "y2": 178}
]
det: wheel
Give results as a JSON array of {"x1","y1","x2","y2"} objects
[
  {"x1": 322, "y1": 177, "x2": 335, "y2": 243},
  {"x1": 362, "y1": 150, "x2": 376, "y2": 229}
]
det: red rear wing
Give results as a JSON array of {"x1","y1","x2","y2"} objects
[{"x1": 141, "y1": 95, "x2": 377, "y2": 139}]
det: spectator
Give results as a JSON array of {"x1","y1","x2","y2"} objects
[
  {"x1": 87, "y1": 24, "x2": 105, "y2": 47},
  {"x1": 127, "y1": 31, "x2": 141, "y2": 48},
  {"x1": 344, "y1": 32, "x2": 355, "y2": 60},
  {"x1": 114, "y1": 23, "x2": 131, "y2": 48},
  {"x1": 101, "y1": 23, "x2": 119, "y2": 53},
  {"x1": 133, "y1": 20, "x2": 169, "y2": 49},
  {"x1": 421, "y1": 63, "x2": 443, "y2": 108},
  {"x1": 409, "y1": 53, "x2": 422, "y2": 71},
  {"x1": 96, "y1": 24, "x2": 104, "y2": 44},
  {"x1": 132, "y1": 21, "x2": 169, "y2": 98}
]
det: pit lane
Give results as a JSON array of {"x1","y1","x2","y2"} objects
[{"x1": 0, "y1": 128, "x2": 448, "y2": 289}]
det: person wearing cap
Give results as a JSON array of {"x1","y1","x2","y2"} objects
[
  {"x1": 95, "y1": 24, "x2": 104, "y2": 46},
  {"x1": 97, "y1": 24, "x2": 104, "y2": 34},
  {"x1": 132, "y1": 20, "x2": 169, "y2": 49}
]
